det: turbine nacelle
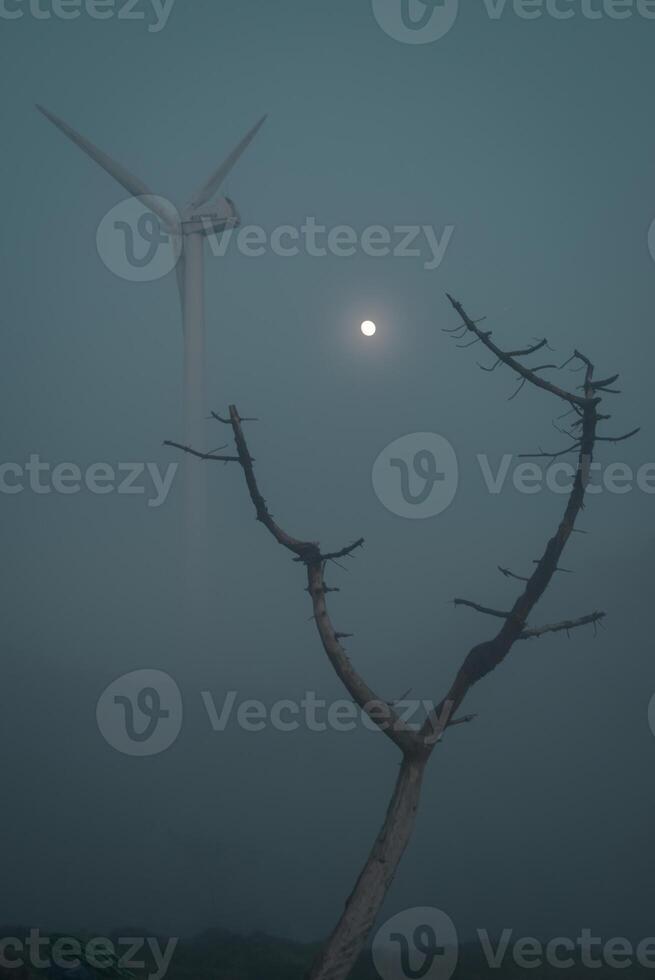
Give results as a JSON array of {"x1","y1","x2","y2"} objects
[{"x1": 180, "y1": 196, "x2": 240, "y2": 237}]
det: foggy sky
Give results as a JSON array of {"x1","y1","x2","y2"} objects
[{"x1": 1, "y1": 0, "x2": 654, "y2": 949}]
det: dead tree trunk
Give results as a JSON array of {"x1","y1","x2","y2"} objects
[
  {"x1": 166, "y1": 293, "x2": 638, "y2": 980},
  {"x1": 309, "y1": 756, "x2": 426, "y2": 980}
]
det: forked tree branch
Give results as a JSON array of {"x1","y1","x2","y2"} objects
[{"x1": 167, "y1": 299, "x2": 635, "y2": 756}]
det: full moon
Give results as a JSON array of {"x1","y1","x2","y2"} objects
[{"x1": 361, "y1": 320, "x2": 377, "y2": 337}]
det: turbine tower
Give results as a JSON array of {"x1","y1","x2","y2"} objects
[{"x1": 37, "y1": 104, "x2": 266, "y2": 560}]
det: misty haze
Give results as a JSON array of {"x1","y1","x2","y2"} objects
[{"x1": 1, "y1": 2, "x2": 654, "y2": 980}]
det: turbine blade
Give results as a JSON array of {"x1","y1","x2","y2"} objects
[
  {"x1": 36, "y1": 104, "x2": 179, "y2": 232},
  {"x1": 187, "y1": 115, "x2": 267, "y2": 210}
]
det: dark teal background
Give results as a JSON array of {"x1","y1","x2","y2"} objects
[{"x1": 0, "y1": 0, "x2": 653, "y2": 947}]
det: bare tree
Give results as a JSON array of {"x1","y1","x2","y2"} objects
[{"x1": 166, "y1": 295, "x2": 638, "y2": 980}]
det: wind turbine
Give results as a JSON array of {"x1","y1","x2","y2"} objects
[{"x1": 37, "y1": 104, "x2": 267, "y2": 554}]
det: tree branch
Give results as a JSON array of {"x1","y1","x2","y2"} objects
[
  {"x1": 446, "y1": 294, "x2": 595, "y2": 408},
  {"x1": 172, "y1": 405, "x2": 418, "y2": 755},
  {"x1": 227, "y1": 405, "x2": 318, "y2": 560},
  {"x1": 519, "y1": 611, "x2": 606, "y2": 639},
  {"x1": 596, "y1": 427, "x2": 641, "y2": 444},
  {"x1": 453, "y1": 599, "x2": 511, "y2": 620},
  {"x1": 422, "y1": 299, "x2": 607, "y2": 746},
  {"x1": 162, "y1": 440, "x2": 240, "y2": 463},
  {"x1": 498, "y1": 566, "x2": 529, "y2": 582}
]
